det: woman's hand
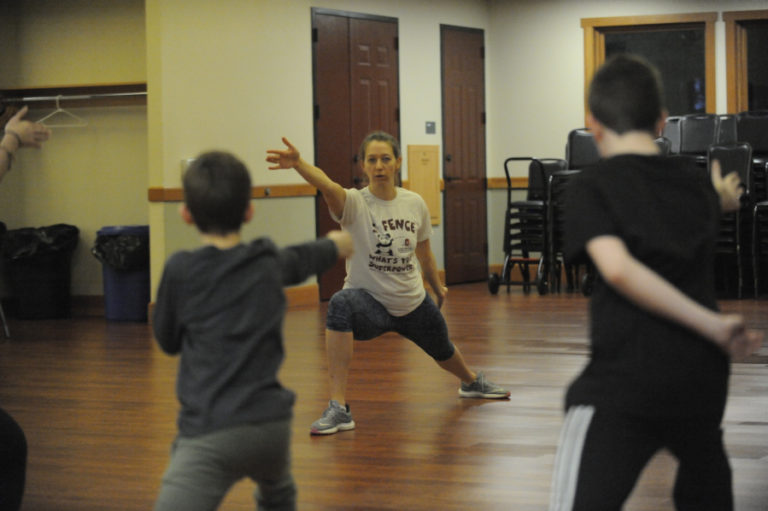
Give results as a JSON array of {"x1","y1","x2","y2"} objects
[
  {"x1": 266, "y1": 137, "x2": 301, "y2": 170},
  {"x1": 4, "y1": 106, "x2": 51, "y2": 148}
]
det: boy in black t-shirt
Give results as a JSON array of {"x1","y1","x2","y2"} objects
[
  {"x1": 548, "y1": 55, "x2": 763, "y2": 511},
  {"x1": 152, "y1": 151, "x2": 352, "y2": 511}
]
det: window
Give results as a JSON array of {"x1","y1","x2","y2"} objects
[
  {"x1": 724, "y1": 10, "x2": 768, "y2": 113},
  {"x1": 582, "y1": 13, "x2": 717, "y2": 117}
]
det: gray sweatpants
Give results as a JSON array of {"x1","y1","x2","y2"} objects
[{"x1": 153, "y1": 419, "x2": 295, "y2": 511}]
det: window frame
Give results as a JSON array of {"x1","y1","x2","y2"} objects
[
  {"x1": 581, "y1": 13, "x2": 717, "y2": 119},
  {"x1": 724, "y1": 9, "x2": 768, "y2": 113}
]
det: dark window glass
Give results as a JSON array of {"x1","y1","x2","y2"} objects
[
  {"x1": 605, "y1": 28, "x2": 705, "y2": 115},
  {"x1": 746, "y1": 20, "x2": 768, "y2": 111}
]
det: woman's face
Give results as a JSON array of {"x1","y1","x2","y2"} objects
[{"x1": 362, "y1": 140, "x2": 401, "y2": 187}]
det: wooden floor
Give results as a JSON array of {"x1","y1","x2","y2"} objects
[{"x1": 1, "y1": 283, "x2": 766, "y2": 511}]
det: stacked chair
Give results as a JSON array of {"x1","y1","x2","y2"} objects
[
  {"x1": 740, "y1": 111, "x2": 768, "y2": 297},
  {"x1": 753, "y1": 198, "x2": 768, "y2": 297},
  {"x1": 709, "y1": 142, "x2": 753, "y2": 298},
  {"x1": 717, "y1": 114, "x2": 737, "y2": 144},
  {"x1": 546, "y1": 169, "x2": 586, "y2": 294},
  {"x1": 565, "y1": 128, "x2": 600, "y2": 170},
  {"x1": 560, "y1": 129, "x2": 600, "y2": 295},
  {"x1": 488, "y1": 157, "x2": 566, "y2": 295},
  {"x1": 659, "y1": 110, "x2": 768, "y2": 298},
  {"x1": 655, "y1": 136, "x2": 672, "y2": 155},
  {"x1": 662, "y1": 116, "x2": 682, "y2": 153},
  {"x1": 490, "y1": 128, "x2": 599, "y2": 296},
  {"x1": 736, "y1": 110, "x2": 768, "y2": 203},
  {"x1": 492, "y1": 113, "x2": 768, "y2": 299},
  {"x1": 678, "y1": 113, "x2": 720, "y2": 165}
]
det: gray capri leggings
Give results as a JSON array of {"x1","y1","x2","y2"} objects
[{"x1": 326, "y1": 288, "x2": 456, "y2": 361}]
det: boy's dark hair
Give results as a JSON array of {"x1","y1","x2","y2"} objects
[
  {"x1": 588, "y1": 54, "x2": 665, "y2": 135},
  {"x1": 359, "y1": 131, "x2": 401, "y2": 160},
  {"x1": 183, "y1": 151, "x2": 252, "y2": 234}
]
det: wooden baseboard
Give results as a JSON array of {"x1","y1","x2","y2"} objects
[
  {"x1": 139, "y1": 283, "x2": 321, "y2": 325},
  {"x1": 488, "y1": 262, "x2": 541, "y2": 281},
  {"x1": 80, "y1": 276, "x2": 465, "y2": 321},
  {"x1": 285, "y1": 283, "x2": 319, "y2": 307},
  {"x1": 71, "y1": 295, "x2": 105, "y2": 317}
]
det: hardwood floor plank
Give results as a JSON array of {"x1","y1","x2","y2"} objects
[{"x1": 0, "y1": 283, "x2": 765, "y2": 510}]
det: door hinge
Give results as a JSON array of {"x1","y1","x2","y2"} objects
[
  {"x1": 394, "y1": 36, "x2": 399, "y2": 51},
  {"x1": 480, "y1": 46, "x2": 485, "y2": 59},
  {"x1": 481, "y1": 112, "x2": 486, "y2": 124},
  {"x1": 396, "y1": 107, "x2": 400, "y2": 123},
  {"x1": 312, "y1": 27, "x2": 318, "y2": 43},
  {"x1": 314, "y1": 104, "x2": 320, "y2": 120}
]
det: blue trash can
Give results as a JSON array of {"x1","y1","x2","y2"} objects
[{"x1": 92, "y1": 225, "x2": 149, "y2": 322}]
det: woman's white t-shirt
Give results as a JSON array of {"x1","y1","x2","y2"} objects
[{"x1": 332, "y1": 187, "x2": 432, "y2": 316}]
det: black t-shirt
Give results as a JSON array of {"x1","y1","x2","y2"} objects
[{"x1": 564, "y1": 154, "x2": 729, "y2": 419}]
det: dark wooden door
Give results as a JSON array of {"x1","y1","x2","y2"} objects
[
  {"x1": 441, "y1": 26, "x2": 488, "y2": 284},
  {"x1": 312, "y1": 9, "x2": 399, "y2": 300}
]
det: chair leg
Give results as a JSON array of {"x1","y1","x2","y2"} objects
[
  {"x1": 736, "y1": 239, "x2": 742, "y2": 300},
  {"x1": 0, "y1": 302, "x2": 9, "y2": 338}
]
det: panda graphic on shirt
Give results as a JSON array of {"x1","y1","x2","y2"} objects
[{"x1": 368, "y1": 218, "x2": 416, "y2": 273}]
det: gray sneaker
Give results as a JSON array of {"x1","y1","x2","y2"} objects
[
  {"x1": 310, "y1": 400, "x2": 356, "y2": 435},
  {"x1": 459, "y1": 372, "x2": 510, "y2": 399}
]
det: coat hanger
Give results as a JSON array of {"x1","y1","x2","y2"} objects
[{"x1": 37, "y1": 95, "x2": 88, "y2": 128}]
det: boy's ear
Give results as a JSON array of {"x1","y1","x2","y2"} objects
[
  {"x1": 585, "y1": 112, "x2": 605, "y2": 142},
  {"x1": 655, "y1": 109, "x2": 669, "y2": 137},
  {"x1": 243, "y1": 202, "x2": 254, "y2": 224},
  {"x1": 179, "y1": 204, "x2": 195, "y2": 225}
]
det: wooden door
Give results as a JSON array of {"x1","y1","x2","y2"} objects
[
  {"x1": 441, "y1": 26, "x2": 488, "y2": 284},
  {"x1": 312, "y1": 10, "x2": 399, "y2": 300}
]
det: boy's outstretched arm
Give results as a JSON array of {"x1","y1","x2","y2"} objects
[
  {"x1": 279, "y1": 230, "x2": 353, "y2": 286},
  {"x1": 326, "y1": 229, "x2": 354, "y2": 259},
  {"x1": 266, "y1": 137, "x2": 346, "y2": 218},
  {"x1": 587, "y1": 235, "x2": 762, "y2": 359}
]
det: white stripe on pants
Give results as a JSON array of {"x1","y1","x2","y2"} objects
[{"x1": 549, "y1": 405, "x2": 595, "y2": 511}]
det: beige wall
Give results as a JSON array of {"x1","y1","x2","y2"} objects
[
  {"x1": 145, "y1": 0, "x2": 490, "y2": 293},
  {"x1": 2, "y1": 0, "x2": 766, "y2": 300},
  {"x1": 0, "y1": 0, "x2": 147, "y2": 297}
]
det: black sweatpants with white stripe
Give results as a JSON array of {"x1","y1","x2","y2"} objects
[{"x1": 549, "y1": 405, "x2": 733, "y2": 511}]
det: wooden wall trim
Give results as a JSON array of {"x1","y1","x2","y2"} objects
[
  {"x1": 487, "y1": 177, "x2": 528, "y2": 190},
  {"x1": 580, "y1": 12, "x2": 717, "y2": 28},
  {"x1": 581, "y1": 12, "x2": 719, "y2": 120},
  {"x1": 722, "y1": 9, "x2": 768, "y2": 21},
  {"x1": 401, "y1": 179, "x2": 445, "y2": 191},
  {"x1": 148, "y1": 179, "x2": 523, "y2": 203},
  {"x1": 723, "y1": 9, "x2": 768, "y2": 113},
  {"x1": 148, "y1": 183, "x2": 317, "y2": 202}
]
